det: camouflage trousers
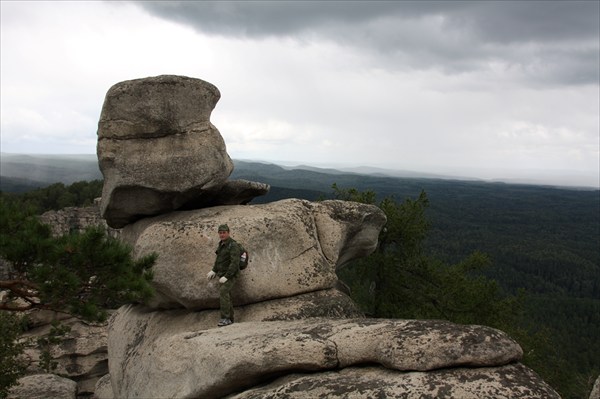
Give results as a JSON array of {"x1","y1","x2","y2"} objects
[{"x1": 219, "y1": 275, "x2": 237, "y2": 321}]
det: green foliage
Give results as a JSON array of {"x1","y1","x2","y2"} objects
[
  {"x1": 331, "y1": 183, "x2": 378, "y2": 205},
  {"x1": 28, "y1": 226, "x2": 156, "y2": 321},
  {"x1": 334, "y1": 184, "x2": 520, "y2": 331},
  {"x1": 508, "y1": 324, "x2": 597, "y2": 399},
  {"x1": 0, "y1": 178, "x2": 152, "y2": 319},
  {"x1": 0, "y1": 179, "x2": 103, "y2": 213},
  {"x1": 332, "y1": 183, "x2": 598, "y2": 398},
  {"x1": 512, "y1": 296, "x2": 600, "y2": 399},
  {"x1": 0, "y1": 197, "x2": 55, "y2": 274},
  {"x1": 0, "y1": 196, "x2": 156, "y2": 320},
  {"x1": 0, "y1": 192, "x2": 156, "y2": 392},
  {"x1": 37, "y1": 322, "x2": 71, "y2": 373},
  {"x1": 0, "y1": 313, "x2": 28, "y2": 399}
]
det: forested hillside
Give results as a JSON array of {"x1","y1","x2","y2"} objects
[{"x1": 1, "y1": 157, "x2": 598, "y2": 398}]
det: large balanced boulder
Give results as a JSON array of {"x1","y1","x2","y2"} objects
[
  {"x1": 97, "y1": 75, "x2": 235, "y2": 228},
  {"x1": 120, "y1": 198, "x2": 386, "y2": 309}
]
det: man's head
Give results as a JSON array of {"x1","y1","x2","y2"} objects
[{"x1": 218, "y1": 224, "x2": 230, "y2": 241}]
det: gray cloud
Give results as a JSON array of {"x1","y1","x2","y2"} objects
[
  {"x1": 135, "y1": 1, "x2": 598, "y2": 42},
  {"x1": 445, "y1": 1, "x2": 599, "y2": 43},
  {"x1": 133, "y1": 1, "x2": 599, "y2": 86}
]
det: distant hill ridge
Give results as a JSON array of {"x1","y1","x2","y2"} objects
[
  {"x1": 0, "y1": 153, "x2": 463, "y2": 193},
  {"x1": 1, "y1": 154, "x2": 102, "y2": 191},
  {"x1": 1, "y1": 153, "x2": 598, "y2": 193}
]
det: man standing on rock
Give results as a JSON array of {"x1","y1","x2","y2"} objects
[{"x1": 207, "y1": 224, "x2": 242, "y2": 327}]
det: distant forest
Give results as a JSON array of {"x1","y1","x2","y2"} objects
[
  {"x1": 232, "y1": 161, "x2": 600, "y2": 398},
  {"x1": 1, "y1": 157, "x2": 598, "y2": 398}
]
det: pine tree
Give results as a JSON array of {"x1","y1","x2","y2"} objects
[
  {"x1": 332, "y1": 184, "x2": 519, "y2": 329},
  {"x1": 0, "y1": 196, "x2": 156, "y2": 395},
  {"x1": 0, "y1": 197, "x2": 155, "y2": 321},
  {"x1": 0, "y1": 313, "x2": 28, "y2": 399}
]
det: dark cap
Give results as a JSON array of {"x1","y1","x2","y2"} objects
[{"x1": 218, "y1": 224, "x2": 230, "y2": 232}]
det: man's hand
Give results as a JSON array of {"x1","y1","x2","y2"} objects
[
  {"x1": 207, "y1": 271, "x2": 216, "y2": 280},
  {"x1": 219, "y1": 276, "x2": 228, "y2": 284}
]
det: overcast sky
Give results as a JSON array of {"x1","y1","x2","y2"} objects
[{"x1": 1, "y1": 1, "x2": 599, "y2": 187}]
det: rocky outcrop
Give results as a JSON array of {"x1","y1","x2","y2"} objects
[
  {"x1": 94, "y1": 75, "x2": 560, "y2": 399},
  {"x1": 180, "y1": 179, "x2": 271, "y2": 209},
  {"x1": 106, "y1": 316, "x2": 527, "y2": 398},
  {"x1": 591, "y1": 375, "x2": 600, "y2": 399},
  {"x1": 39, "y1": 199, "x2": 119, "y2": 238},
  {"x1": 82, "y1": 75, "x2": 564, "y2": 398},
  {"x1": 228, "y1": 364, "x2": 560, "y2": 399},
  {"x1": 20, "y1": 316, "x2": 110, "y2": 397},
  {"x1": 93, "y1": 374, "x2": 113, "y2": 399},
  {"x1": 8, "y1": 374, "x2": 77, "y2": 399},
  {"x1": 97, "y1": 75, "x2": 268, "y2": 228},
  {"x1": 120, "y1": 198, "x2": 386, "y2": 309}
]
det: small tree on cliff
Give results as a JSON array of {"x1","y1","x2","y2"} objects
[
  {"x1": 0, "y1": 196, "x2": 156, "y2": 396},
  {"x1": 332, "y1": 184, "x2": 519, "y2": 328},
  {"x1": 0, "y1": 197, "x2": 156, "y2": 319}
]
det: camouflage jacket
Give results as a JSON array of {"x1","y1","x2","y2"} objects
[{"x1": 213, "y1": 237, "x2": 242, "y2": 280}]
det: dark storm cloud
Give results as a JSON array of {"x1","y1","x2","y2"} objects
[
  {"x1": 439, "y1": 1, "x2": 599, "y2": 43},
  {"x1": 134, "y1": 1, "x2": 599, "y2": 86},
  {"x1": 136, "y1": 1, "x2": 409, "y2": 37},
  {"x1": 136, "y1": 1, "x2": 598, "y2": 42}
]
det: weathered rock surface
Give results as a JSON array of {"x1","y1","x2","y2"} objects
[
  {"x1": 8, "y1": 373, "x2": 77, "y2": 399},
  {"x1": 97, "y1": 75, "x2": 235, "y2": 228},
  {"x1": 93, "y1": 374, "x2": 113, "y2": 399},
  {"x1": 180, "y1": 179, "x2": 271, "y2": 209},
  {"x1": 107, "y1": 317, "x2": 523, "y2": 399},
  {"x1": 591, "y1": 375, "x2": 600, "y2": 399},
  {"x1": 227, "y1": 363, "x2": 560, "y2": 399},
  {"x1": 21, "y1": 317, "x2": 109, "y2": 397},
  {"x1": 120, "y1": 198, "x2": 386, "y2": 309},
  {"x1": 109, "y1": 289, "x2": 361, "y2": 341},
  {"x1": 105, "y1": 290, "x2": 362, "y2": 397},
  {"x1": 39, "y1": 199, "x2": 119, "y2": 238}
]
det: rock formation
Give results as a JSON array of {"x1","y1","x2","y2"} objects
[
  {"x1": 93, "y1": 75, "x2": 559, "y2": 398},
  {"x1": 590, "y1": 375, "x2": 600, "y2": 399},
  {"x1": 9, "y1": 75, "x2": 561, "y2": 398},
  {"x1": 228, "y1": 363, "x2": 559, "y2": 399},
  {"x1": 7, "y1": 374, "x2": 77, "y2": 399},
  {"x1": 19, "y1": 316, "x2": 110, "y2": 397},
  {"x1": 97, "y1": 75, "x2": 269, "y2": 228},
  {"x1": 39, "y1": 199, "x2": 119, "y2": 238},
  {"x1": 106, "y1": 315, "x2": 541, "y2": 399},
  {"x1": 119, "y1": 198, "x2": 386, "y2": 309}
]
